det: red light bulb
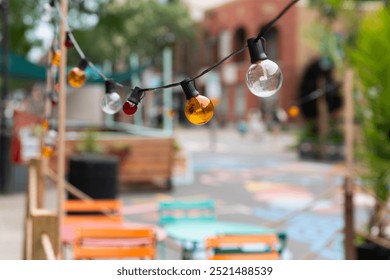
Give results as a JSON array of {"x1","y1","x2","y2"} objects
[
  {"x1": 122, "y1": 101, "x2": 138, "y2": 115},
  {"x1": 65, "y1": 32, "x2": 73, "y2": 48}
]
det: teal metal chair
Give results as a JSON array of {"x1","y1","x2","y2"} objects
[
  {"x1": 159, "y1": 199, "x2": 216, "y2": 225},
  {"x1": 158, "y1": 199, "x2": 217, "y2": 259}
]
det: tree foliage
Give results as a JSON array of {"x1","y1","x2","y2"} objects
[
  {"x1": 343, "y1": 6, "x2": 390, "y2": 236},
  {"x1": 347, "y1": 7, "x2": 390, "y2": 203},
  {"x1": 66, "y1": 0, "x2": 195, "y2": 66},
  {"x1": 7, "y1": 0, "x2": 194, "y2": 66}
]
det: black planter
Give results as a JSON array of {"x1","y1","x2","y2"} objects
[
  {"x1": 357, "y1": 241, "x2": 390, "y2": 260},
  {"x1": 67, "y1": 154, "x2": 119, "y2": 199}
]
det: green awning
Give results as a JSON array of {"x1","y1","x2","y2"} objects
[
  {"x1": 0, "y1": 49, "x2": 46, "y2": 80},
  {"x1": 0, "y1": 49, "x2": 144, "y2": 84}
]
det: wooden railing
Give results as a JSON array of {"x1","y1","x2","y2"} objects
[{"x1": 23, "y1": 158, "x2": 59, "y2": 260}]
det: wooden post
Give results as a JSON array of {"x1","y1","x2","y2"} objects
[
  {"x1": 57, "y1": 0, "x2": 68, "y2": 259},
  {"x1": 343, "y1": 69, "x2": 356, "y2": 260},
  {"x1": 317, "y1": 77, "x2": 330, "y2": 159},
  {"x1": 31, "y1": 210, "x2": 59, "y2": 260}
]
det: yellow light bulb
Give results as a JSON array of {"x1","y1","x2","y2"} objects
[
  {"x1": 41, "y1": 145, "x2": 54, "y2": 158},
  {"x1": 51, "y1": 50, "x2": 61, "y2": 67},
  {"x1": 68, "y1": 67, "x2": 86, "y2": 88},
  {"x1": 42, "y1": 119, "x2": 49, "y2": 131},
  {"x1": 184, "y1": 95, "x2": 214, "y2": 125},
  {"x1": 288, "y1": 105, "x2": 300, "y2": 118}
]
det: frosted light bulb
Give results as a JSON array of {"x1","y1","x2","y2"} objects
[
  {"x1": 181, "y1": 78, "x2": 214, "y2": 125},
  {"x1": 246, "y1": 38, "x2": 282, "y2": 98},
  {"x1": 68, "y1": 59, "x2": 88, "y2": 88},
  {"x1": 123, "y1": 87, "x2": 143, "y2": 115},
  {"x1": 101, "y1": 80, "x2": 122, "y2": 114}
]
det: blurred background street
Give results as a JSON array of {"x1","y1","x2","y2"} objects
[{"x1": 1, "y1": 126, "x2": 374, "y2": 260}]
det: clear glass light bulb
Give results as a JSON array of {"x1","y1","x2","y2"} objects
[
  {"x1": 184, "y1": 95, "x2": 214, "y2": 125},
  {"x1": 101, "y1": 92, "x2": 122, "y2": 114},
  {"x1": 68, "y1": 67, "x2": 86, "y2": 88},
  {"x1": 42, "y1": 3, "x2": 54, "y2": 22},
  {"x1": 246, "y1": 59, "x2": 282, "y2": 98}
]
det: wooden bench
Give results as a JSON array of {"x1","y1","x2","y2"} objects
[{"x1": 51, "y1": 134, "x2": 175, "y2": 190}]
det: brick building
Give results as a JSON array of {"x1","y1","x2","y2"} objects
[{"x1": 193, "y1": 0, "x2": 299, "y2": 124}]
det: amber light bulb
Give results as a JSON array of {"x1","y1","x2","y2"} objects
[
  {"x1": 51, "y1": 50, "x2": 61, "y2": 67},
  {"x1": 123, "y1": 87, "x2": 143, "y2": 115},
  {"x1": 68, "y1": 59, "x2": 88, "y2": 88},
  {"x1": 42, "y1": 119, "x2": 49, "y2": 131},
  {"x1": 181, "y1": 78, "x2": 214, "y2": 125},
  {"x1": 42, "y1": 145, "x2": 54, "y2": 158},
  {"x1": 42, "y1": 129, "x2": 57, "y2": 158},
  {"x1": 288, "y1": 105, "x2": 300, "y2": 118}
]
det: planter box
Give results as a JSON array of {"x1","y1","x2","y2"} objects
[
  {"x1": 51, "y1": 134, "x2": 175, "y2": 191},
  {"x1": 298, "y1": 141, "x2": 344, "y2": 162},
  {"x1": 357, "y1": 241, "x2": 390, "y2": 260}
]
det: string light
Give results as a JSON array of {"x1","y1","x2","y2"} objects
[
  {"x1": 51, "y1": 49, "x2": 61, "y2": 67},
  {"x1": 64, "y1": 31, "x2": 73, "y2": 48},
  {"x1": 48, "y1": 0, "x2": 301, "y2": 123},
  {"x1": 246, "y1": 38, "x2": 282, "y2": 98},
  {"x1": 181, "y1": 78, "x2": 214, "y2": 125},
  {"x1": 42, "y1": 129, "x2": 57, "y2": 158},
  {"x1": 68, "y1": 59, "x2": 88, "y2": 88},
  {"x1": 122, "y1": 87, "x2": 143, "y2": 115},
  {"x1": 101, "y1": 80, "x2": 123, "y2": 115},
  {"x1": 288, "y1": 105, "x2": 300, "y2": 118}
]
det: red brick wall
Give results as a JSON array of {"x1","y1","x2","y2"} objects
[{"x1": 200, "y1": 0, "x2": 299, "y2": 122}]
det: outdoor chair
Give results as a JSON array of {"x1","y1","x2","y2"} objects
[
  {"x1": 158, "y1": 199, "x2": 216, "y2": 225},
  {"x1": 73, "y1": 227, "x2": 156, "y2": 260},
  {"x1": 158, "y1": 199, "x2": 216, "y2": 259},
  {"x1": 205, "y1": 234, "x2": 281, "y2": 260},
  {"x1": 63, "y1": 199, "x2": 123, "y2": 223}
]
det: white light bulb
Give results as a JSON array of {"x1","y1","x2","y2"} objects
[
  {"x1": 101, "y1": 92, "x2": 122, "y2": 114},
  {"x1": 246, "y1": 59, "x2": 282, "y2": 98}
]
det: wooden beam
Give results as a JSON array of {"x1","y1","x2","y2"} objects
[
  {"x1": 57, "y1": 0, "x2": 68, "y2": 259},
  {"x1": 343, "y1": 69, "x2": 356, "y2": 260},
  {"x1": 41, "y1": 233, "x2": 56, "y2": 260},
  {"x1": 30, "y1": 210, "x2": 59, "y2": 260}
]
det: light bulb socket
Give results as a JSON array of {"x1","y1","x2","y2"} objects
[
  {"x1": 247, "y1": 38, "x2": 268, "y2": 64},
  {"x1": 127, "y1": 87, "x2": 143, "y2": 105},
  {"x1": 77, "y1": 59, "x2": 88, "y2": 70},
  {"x1": 180, "y1": 78, "x2": 199, "y2": 100},
  {"x1": 105, "y1": 80, "x2": 116, "y2": 94}
]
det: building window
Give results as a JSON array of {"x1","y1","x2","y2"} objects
[
  {"x1": 235, "y1": 84, "x2": 246, "y2": 119},
  {"x1": 218, "y1": 29, "x2": 232, "y2": 60},
  {"x1": 233, "y1": 27, "x2": 247, "y2": 63}
]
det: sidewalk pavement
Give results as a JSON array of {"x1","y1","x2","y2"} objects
[{"x1": 0, "y1": 126, "x2": 372, "y2": 260}]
